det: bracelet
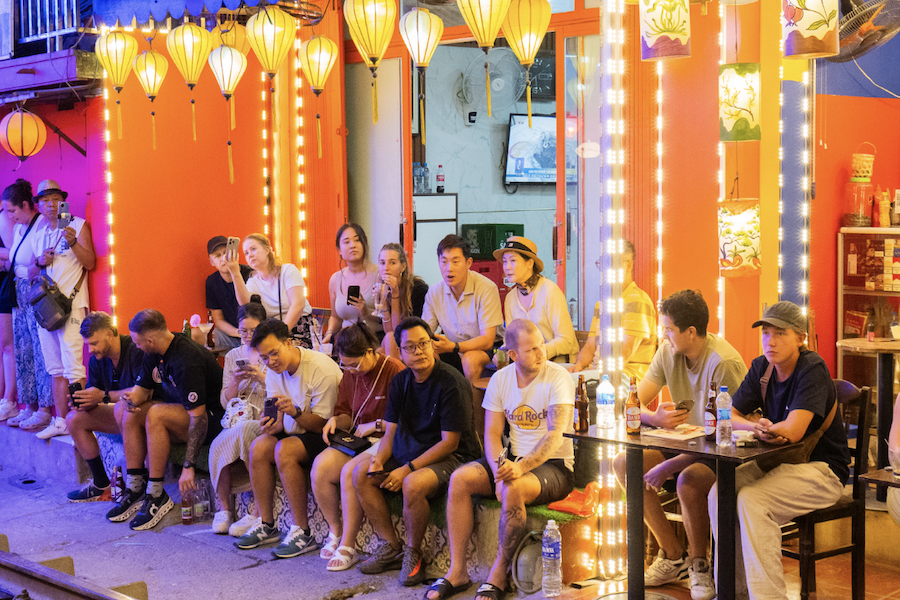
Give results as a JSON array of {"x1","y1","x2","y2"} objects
[{"x1": 407, "y1": 460, "x2": 416, "y2": 472}]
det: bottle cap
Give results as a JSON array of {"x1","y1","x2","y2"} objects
[
  {"x1": 547, "y1": 519, "x2": 556, "y2": 527},
  {"x1": 720, "y1": 386, "x2": 728, "y2": 392}
]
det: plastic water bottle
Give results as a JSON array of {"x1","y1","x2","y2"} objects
[
  {"x1": 423, "y1": 163, "x2": 432, "y2": 193},
  {"x1": 597, "y1": 374, "x2": 616, "y2": 429},
  {"x1": 436, "y1": 164, "x2": 445, "y2": 193},
  {"x1": 716, "y1": 386, "x2": 733, "y2": 448},
  {"x1": 413, "y1": 163, "x2": 423, "y2": 194},
  {"x1": 542, "y1": 519, "x2": 562, "y2": 597}
]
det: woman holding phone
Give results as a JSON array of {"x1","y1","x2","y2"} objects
[
  {"x1": 375, "y1": 243, "x2": 428, "y2": 358},
  {"x1": 323, "y1": 224, "x2": 380, "y2": 344},
  {"x1": 209, "y1": 300, "x2": 269, "y2": 536},
  {"x1": 311, "y1": 323, "x2": 404, "y2": 570},
  {"x1": 227, "y1": 233, "x2": 314, "y2": 348}
]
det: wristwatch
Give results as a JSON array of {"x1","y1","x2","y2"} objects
[
  {"x1": 102, "y1": 392, "x2": 111, "y2": 404},
  {"x1": 453, "y1": 342, "x2": 460, "y2": 354},
  {"x1": 293, "y1": 405, "x2": 303, "y2": 417},
  {"x1": 183, "y1": 461, "x2": 196, "y2": 469}
]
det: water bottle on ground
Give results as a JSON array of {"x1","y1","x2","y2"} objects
[
  {"x1": 542, "y1": 519, "x2": 562, "y2": 597},
  {"x1": 716, "y1": 386, "x2": 733, "y2": 448},
  {"x1": 597, "y1": 374, "x2": 616, "y2": 429}
]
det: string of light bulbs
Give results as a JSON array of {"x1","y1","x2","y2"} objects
[{"x1": 294, "y1": 32, "x2": 309, "y2": 284}]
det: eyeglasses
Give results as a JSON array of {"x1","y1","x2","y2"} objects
[
  {"x1": 400, "y1": 340, "x2": 432, "y2": 354},
  {"x1": 339, "y1": 361, "x2": 362, "y2": 372},
  {"x1": 259, "y1": 347, "x2": 282, "y2": 362},
  {"x1": 238, "y1": 327, "x2": 257, "y2": 337}
]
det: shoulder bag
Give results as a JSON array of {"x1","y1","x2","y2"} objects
[
  {"x1": 29, "y1": 268, "x2": 87, "y2": 331},
  {"x1": 0, "y1": 213, "x2": 41, "y2": 309},
  {"x1": 327, "y1": 357, "x2": 390, "y2": 457},
  {"x1": 754, "y1": 361, "x2": 838, "y2": 473}
]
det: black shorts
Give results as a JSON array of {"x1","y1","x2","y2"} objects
[
  {"x1": 385, "y1": 453, "x2": 464, "y2": 495},
  {"x1": 0, "y1": 271, "x2": 12, "y2": 314},
  {"x1": 439, "y1": 349, "x2": 494, "y2": 375},
  {"x1": 274, "y1": 430, "x2": 329, "y2": 463},
  {"x1": 474, "y1": 455, "x2": 575, "y2": 506},
  {"x1": 661, "y1": 451, "x2": 716, "y2": 475}
]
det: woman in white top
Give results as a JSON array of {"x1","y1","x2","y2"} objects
[
  {"x1": 228, "y1": 233, "x2": 314, "y2": 349},
  {"x1": 494, "y1": 236, "x2": 578, "y2": 363},
  {"x1": 323, "y1": 224, "x2": 380, "y2": 344},
  {"x1": 0, "y1": 180, "x2": 53, "y2": 429},
  {"x1": 209, "y1": 300, "x2": 268, "y2": 537},
  {"x1": 31, "y1": 180, "x2": 96, "y2": 440}
]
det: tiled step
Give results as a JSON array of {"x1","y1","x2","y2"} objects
[{"x1": 0, "y1": 423, "x2": 88, "y2": 485}]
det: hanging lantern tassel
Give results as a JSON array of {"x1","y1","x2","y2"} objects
[
  {"x1": 484, "y1": 53, "x2": 492, "y2": 118},
  {"x1": 371, "y1": 69, "x2": 379, "y2": 125},
  {"x1": 231, "y1": 96, "x2": 236, "y2": 131},
  {"x1": 151, "y1": 110, "x2": 157, "y2": 150},
  {"x1": 191, "y1": 98, "x2": 197, "y2": 141},
  {"x1": 316, "y1": 113, "x2": 323, "y2": 159},
  {"x1": 526, "y1": 68, "x2": 533, "y2": 128},
  {"x1": 228, "y1": 140, "x2": 234, "y2": 184},
  {"x1": 116, "y1": 98, "x2": 123, "y2": 140}
]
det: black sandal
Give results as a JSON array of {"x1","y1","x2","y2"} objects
[
  {"x1": 423, "y1": 577, "x2": 472, "y2": 600},
  {"x1": 474, "y1": 583, "x2": 505, "y2": 600}
]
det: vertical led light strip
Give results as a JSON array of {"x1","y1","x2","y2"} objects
[
  {"x1": 294, "y1": 34, "x2": 309, "y2": 282},
  {"x1": 261, "y1": 71, "x2": 271, "y2": 236},
  {"x1": 800, "y1": 66, "x2": 811, "y2": 314},
  {"x1": 717, "y1": 2, "x2": 726, "y2": 336},
  {"x1": 656, "y1": 61, "x2": 663, "y2": 323},
  {"x1": 101, "y1": 57, "x2": 117, "y2": 326},
  {"x1": 778, "y1": 56, "x2": 785, "y2": 299}
]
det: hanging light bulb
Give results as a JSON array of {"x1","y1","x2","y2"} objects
[
  {"x1": 166, "y1": 21, "x2": 213, "y2": 141},
  {"x1": 344, "y1": 0, "x2": 397, "y2": 124},
  {"x1": 502, "y1": 0, "x2": 550, "y2": 127},
  {"x1": 399, "y1": 7, "x2": 443, "y2": 146},
  {"x1": 456, "y1": 0, "x2": 514, "y2": 117},
  {"x1": 299, "y1": 34, "x2": 339, "y2": 159},
  {"x1": 132, "y1": 45, "x2": 168, "y2": 149},
  {"x1": 212, "y1": 22, "x2": 252, "y2": 55},
  {"x1": 209, "y1": 44, "x2": 248, "y2": 184},
  {"x1": 0, "y1": 107, "x2": 47, "y2": 161},
  {"x1": 95, "y1": 30, "x2": 139, "y2": 139},
  {"x1": 246, "y1": 5, "x2": 297, "y2": 79}
]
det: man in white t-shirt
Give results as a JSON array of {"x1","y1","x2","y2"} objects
[
  {"x1": 234, "y1": 319, "x2": 341, "y2": 558},
  {"x1": 425, "y1": 319, "x2": 575, "y2": 600},
  {"x1": 613, "y1": 289, "x2": 746, "y2": 600}
]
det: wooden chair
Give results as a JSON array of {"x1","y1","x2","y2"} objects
[{"x1": 780, "y1": 379, "x2": 871, "y2": 600}]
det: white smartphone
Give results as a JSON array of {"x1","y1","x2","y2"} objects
[{"x1": 226, "y1": 236, "x2": 240, "y2": 256}]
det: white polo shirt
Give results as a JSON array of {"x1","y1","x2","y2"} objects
[{"x1": 422, "y1": 270, "x2": 503, "y2": 343}]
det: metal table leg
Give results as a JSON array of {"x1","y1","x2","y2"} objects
[
  {"x1": 716, "y1": 461, "x2": 737, "y2": 600},
  {"x1": 625, "y1": 446, "x2": 644, "y2": 600}
]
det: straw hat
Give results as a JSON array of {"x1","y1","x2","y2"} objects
[
  {"x1": 493, "y1": 236, "x2": 543, "y2": 273},
  {"x1": 33, "y1": 179, "x2": 68, "y2": 201}
]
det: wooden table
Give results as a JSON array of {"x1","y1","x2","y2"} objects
[
  {"x1": 860, "y1": 468, "x2": 900, "y2": 489},
  {"x1": 836, "y1": 337, "x2": 900, "y2": 501},
  {"x1": 568, "y1": 424, "x2": 798, "y2": 600}
]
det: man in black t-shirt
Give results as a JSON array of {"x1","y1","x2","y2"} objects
[
  {"x1": 708, "y1": 302, "x2": 850, "y2": 600},
  {"x1": 353, "y1": 317, "x2": 479, "y2": 587},
  {"x1": 123, "y1": 309, "x2": 224, "y2": 531},
  {"x1": 65, "y1": 312, "x2": 160, "y2": 515},
  {"x1": 206, "y1": 236, "x2": 252, "y2": 349}
]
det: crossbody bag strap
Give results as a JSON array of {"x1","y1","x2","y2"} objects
[
  {"x1": 759, "y1": 361, "x2": 775, "y2": 411},
  {"x1": 11, "y1": 213, "x2": 40, "y2": 268},
  {"x1": 278, "y1": 269, "x2": 283, "y2": 321},
  {"x1": 68, "y1": 268, "x2": 88, "y2": 300}
]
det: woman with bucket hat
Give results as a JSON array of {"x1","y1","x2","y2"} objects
[{"x1": 494, "y1": 237, "x2": 578, "y2": 363}]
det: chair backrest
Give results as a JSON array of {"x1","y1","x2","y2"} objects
[{"x1": 833, "y1": 379, "x2": 871, "y2": 500}]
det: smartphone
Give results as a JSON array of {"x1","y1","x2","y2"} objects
[
  {"x1": 69, "y1": 382, "x2": 83, "y2": 406},
  {"x1": 57, "y1": 201, "x2": 73, "y2": 229},
  {"x1": 226, "y1": 236, "x2": 240, "y2": 256},
  {"x1": 367, "y1": 470, "x2": 388, "y2": 477},
  {"x1": 235, "y1": 358, "x2": 250, "y2": 369},
  {"x1": 263, "y1": 397, "x2": 278, "y2": 422},
  {"x1": 674, "y1": 398, "x2": 695, "y2": 412},
  {"x1": 347, "y1": 285, "x2": 361, "y2": 305},
  {"x1": 497, "y1": 447, "x2": 508, "y2": 467}
]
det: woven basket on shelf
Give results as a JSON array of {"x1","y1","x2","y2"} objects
[{"x1": 851, "y1": 142, "x2": 876, "y2": 178}]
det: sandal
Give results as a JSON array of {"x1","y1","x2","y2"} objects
[
  {"x1": 473, "y1": 583, "x2": 505, "y2": 600},
  {"x1": 423, "y1": 577, "x2": 472, "y2": 600},
  {"x1": 326, "y1": 545, "x2": 360, "y2": 571},
  {"x1": 319, "y1": 532, "x2": 340, "y2": 559}
]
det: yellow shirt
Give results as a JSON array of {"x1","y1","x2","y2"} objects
[{"x1": 588, "y1": 281, "x2": 657, "y2": 380}]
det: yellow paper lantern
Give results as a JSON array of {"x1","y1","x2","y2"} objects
[
  {"x1": 456, "y1": 0, "x2": 513, "y2": 116},
  {"x1": 782, "y1": 0, "x2": 839, "y2": 58},
  {"x1": 133, "y1": 49, "x2": 168, "y2": 101},
  {"x1": 0, "y1": 108, "x2": 47, "y2": 161},
  {"x1": 95, "y1": 30, "x2": 138, "y2": 92},
  {"x1": 166, "y1": 22, "x2": 213, "y2": 89},
  {"x1": 212, "y1": 23, "x2": 251, "y2": 55},
  {"x1": 399, "y1": 8, "x2": 444, "y2": 70},
  {"x1": 639, "y1": 0, "x2": 691, "y2": 60},
  {"x1": 209, "y1": 44, "x2": 248, "y2": 184},
  {"x1": 344, "y1": 0, "x2": 397, "y2": 123},
  {"x1": 246, "y1": 5, "x2": 297, "y2": 79},
  {"x1": 299, "y1": 35, "x2": 338, "y2": 96},
  {"x1": 502, "y1": 0, "x2": 550, "y2": 127}
]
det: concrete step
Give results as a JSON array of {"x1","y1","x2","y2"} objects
[{"x1": 0, "y1": 423, "x2": 88, "y2": 485}]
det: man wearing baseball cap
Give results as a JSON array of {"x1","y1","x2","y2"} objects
[
  {"x1": 709, "y1": 301, "x2": 850, "y2": 599},
  {"x1": 206, "y1": 236, "x2": 252, "y2": 350}
]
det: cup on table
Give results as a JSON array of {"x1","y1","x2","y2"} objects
[{"x1": 372, "y1": 282, "x2": 388, "y2": 319}]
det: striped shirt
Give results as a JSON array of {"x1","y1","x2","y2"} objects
[{"x1": 589, "y1": 281, "x2": 657, "y2": 380}]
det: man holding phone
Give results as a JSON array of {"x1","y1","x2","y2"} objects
[
  {"x1": 64, "y1": 312, "x2": 162, "y2": 521},
  {"x1": 233, "y1": 318, "x2": 341, "y2": 558},
  {"x1": 429, "y1": 319, "x2": 575, "y2": 600},
  {"x1": 612, "y1": 289, "x2": 746, "y2": 600},
  {"x1": 206, "y1": 236, "x2": 252, "y2": 349},
  {"x1": 352, "y1": 317, "x2": 480, "y2": 587}
]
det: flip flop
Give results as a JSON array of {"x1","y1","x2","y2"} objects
[
  {"x1": 473, "y1": 583, "x2": 505, "y2": 600},
  {"x1": 326, "y1": 545, "x2": 360, "y2": 571},
  {"x1": 423, "y1": 577, "x2": 472, "y2": 600}
]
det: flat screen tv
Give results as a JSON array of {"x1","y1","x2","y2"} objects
[{"x1": 504, "y1": 114, "x2": 577, "y2": 185}]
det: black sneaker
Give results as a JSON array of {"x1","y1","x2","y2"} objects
[
  {"x1": 129, "y1": 491, "x2": 174, "y2": 531},
  {"x1": 106, "y1": 489, "x2": 145, "y2": 523}
]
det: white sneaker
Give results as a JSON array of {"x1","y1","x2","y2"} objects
[
  {"x1": 212, "y1": 510, "x2": 234, "y2": 534},
  {"x1": 229, "y1": 513, "x2": 257, "y2": 537},
  {"x1": 644, "y1": 549, "x2": 690, "y2": 587},
  {"x1": 0, "y1": 400, "x2": 19, "y2": 421},
  {"x1": 689, "y1": 557, "x2": 717, "y2": 600},
  {"x1": 7, "y1": 408, "x2": 34, "y2": 427},
  {"x1": 35, "y1": 416, "x2": 68, "y2": 439},
  {"x1": 19, "y1": 411, "x2": 51, "y2": 431}
]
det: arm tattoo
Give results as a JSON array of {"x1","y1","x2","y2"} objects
[
  {"x1": 185, "y1": 412, "x2": 208, "y2": 465},
  {"x1": 497, "y1": 504, "x2": 527, "y2": 569},
  {"x1": 520, "y1": 404, "x2": 571, "y2": 472}
]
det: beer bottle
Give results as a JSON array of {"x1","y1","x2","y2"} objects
[
  {"x1": 705, "y1": 381, "x2": 718, "y2": 441},
  {"x1": 625, "y1": 376, "x2": 641, "y2": 435},
  {"x1": 181, "y1": 491, "x2": 194, "y2": 526},
  {"x1": 574, "y1": 375, "x2": 589, "y2": 433}
]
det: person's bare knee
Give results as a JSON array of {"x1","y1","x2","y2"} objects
[
  {"x1": 676, "y1": 464, "x2": 716, "y2": 500},
  {"x1": 461, "y1": 351, "x2": 489, "y2": 380}
]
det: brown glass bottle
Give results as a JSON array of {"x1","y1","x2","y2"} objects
[
  {"x1": 625, "y1": 376, "x2": 641, "y2": 435},
  {"x1": 574, "y1": 375, "x2": 589, "y2": 433},
  {"x1": 705, "y1": 381, "x2": 718, "y2": 441}
]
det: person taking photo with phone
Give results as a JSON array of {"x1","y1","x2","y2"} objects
[
  {"x1": 323, "y1": 223, "x2": 381, "y2": 344},
  {"x1": 206, "y1": 236, "x2": 252, "y2": 350},
  {"x1": 612, "y1": 289, "x2": 746, "y2": 600},
  {"x1": 233, "y1": 318, "x2": 341, "y2": 558},
  {"x1": 30, "y1": 180, "x2": 96, "y2": 440},
  {"x1": 376, "y1": 243, "x2": 429, "y2": 359}
]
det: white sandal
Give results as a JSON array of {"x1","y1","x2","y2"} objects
[
  {"x1": 319, "y1": 532, "x2": 340, "y2": 559},
  {"x1": 326, "y1": 546, "x2": 359, "y2": 571}
]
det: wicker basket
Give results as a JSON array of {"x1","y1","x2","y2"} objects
[{"x1": 851, "y1": 142, "x2": 876, "y2": 178}]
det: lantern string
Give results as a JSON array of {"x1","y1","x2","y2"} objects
[
  {"x1": 372, "y1": 76, "x2": 379, "y2": 124},
  {"x1": 191, "y1": 98, "x2": 197, "y2": 141},
  {"x1": 228, "y1": 140, "x2": 235, "y2": 184},
  {"x1": 317, "y1": 113, "x2": 323, "y2": 159},
  {"x1": 484, "y1": 53, "x2": 492, "y2": 118},
  {"x1": 116, "y1": 99, "x2": 123, "y2": 140},
  {"x1": 420, "y1": 95, "x2": 426, "y2": 146},
  {"x1": 230, "y1": 98, "x2": 236, "y2": 131},
  {"x1": 151, "y1": 111, "x2": 157, "y2": 150},
  {"x1": 526, "y1": 69, "x2": 533, "y2": 128}
]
